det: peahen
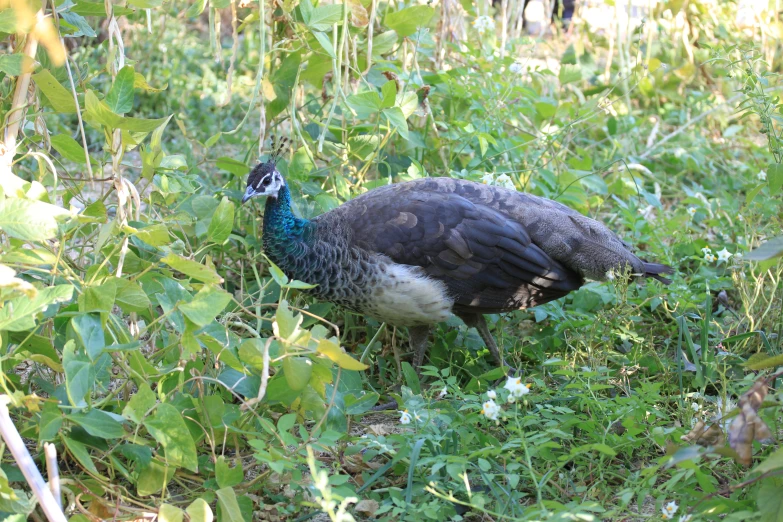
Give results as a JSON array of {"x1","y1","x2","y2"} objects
[{"x1": 242, "y1": 155, "x2": 672, "y2": 372}]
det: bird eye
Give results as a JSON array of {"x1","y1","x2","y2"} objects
[{"x1": 262, "y1": 177, "x2": 271, "y2": 187}]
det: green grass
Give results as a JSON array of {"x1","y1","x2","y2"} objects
[{"x1": 0, "y1": 0, "x2": 782, "y2": 521}]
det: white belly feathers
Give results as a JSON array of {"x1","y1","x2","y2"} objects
[{"x1": 363, "y1": 263, "x2": 453, "y2": 327}]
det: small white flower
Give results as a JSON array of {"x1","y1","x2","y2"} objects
[
  {"x1": 605, "y1": 269, "x2": 616, "y2": 281},
  {"x1": 758, "y1": 170, "x2": 767, "y2": 181},
  {"x1": 481, "y1": 399, "x2": 501, "y2": 421},
  {"x1": 495, "y1": 174, "x2": 515, "y2": 190},
  {"x1": 687, "y1": 207, "x2": 697, "y2": 216},
  {"x1": 414, "y1": 411, "x2": 422, "y2": 422},
  {"x1": 737, "y1": 214, "x2": 744, "y2": 222},
  {"x1": 705, "y1": 253, "x2": 717, "y2": 263},
  {"x1": 481, "y1": 172, "x2": 495, "y2": 185},
  {"x1": 438, "y1": 386, "x2": 448, "y2": 399},
  {"x1": 691, "y1": 402, "x2": 700, "y2": 412},
  {"x1": 399, "y1": 410, "x2": 412, "y2": 425},
  {"x1": 734, "y1": 252, "x2": 743, "y2": 260},
  {"x1": 503, "y1": 377, "x2": 530, "y2": 402},
  {"x1": 509, "y1": 62, "x2": 524, "y2": 74},
  {"x1": 487, "y1": 390, "x2": 497, "y2": 399},
  {"x1": 661, "y1": 501, "x2": 679, "y2": 519},
  {"x1": 717, "y1": 248, "x2": 732, "y2": 264},
  {"x1": 473, "y1": 15, "x2": 495, "y2": 35},
  {"x1": 679, "y1": 515, "x2": 692, "y2": 522},
  {"x1": 701, "y1": 247, "x2": 712, "y2": 255}
]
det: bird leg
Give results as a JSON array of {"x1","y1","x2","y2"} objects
[
  {"x1": 457, "y1": 313, "x2": 516, "y2": 372},
  {"x1": 409, "y1": 325, "x2": 432, "y2": 375}
]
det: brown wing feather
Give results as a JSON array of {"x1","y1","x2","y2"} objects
[{"x1": 319, "y1": 186, "x2": 584, "y2": 312}]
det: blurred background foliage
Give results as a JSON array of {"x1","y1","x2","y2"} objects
[{"x1": 0, "y1": 0, "x2": 782, "y2": 519}]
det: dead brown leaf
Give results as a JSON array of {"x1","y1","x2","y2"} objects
[
  {"x1": 728, "y1": 379, "x2": 771, "y2": 466},
  {"x1": 347, "y1": 0, "x2": 368, "y2": 27},
  {"x1": 355, "y1": 499, "x2": 380, "y2": 517},
  {"x1": 681, "y1": 420, "x2": 724, "y2": 447}
]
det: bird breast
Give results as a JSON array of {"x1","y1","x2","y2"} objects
[{"x1": 360, "y1": 263, "x2": 454, "y2": 327}]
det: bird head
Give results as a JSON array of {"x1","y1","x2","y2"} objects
[
  {"x1": 242, "y1": 159, "x2": 285, "y2": 204},
  {"x1": 242, "y1": 136, "x2": 289, "y2": 204}
]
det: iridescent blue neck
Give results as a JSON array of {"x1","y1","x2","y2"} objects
[{"x1": 263, "y1": 184, "x2": 310, "y2": 244}]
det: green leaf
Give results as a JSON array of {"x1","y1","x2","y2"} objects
[
  {"x1": 302, "y1": 0, "x2": 344, "y2": 31},
  {"x1": 0, "y1": 196, "x2": 70, "y2": 241},
  {"x1": 60, "y1": 11, "x2": 97, "y2": 37},
  {"x1": 535, "y1": 101, "x2": 557, "y2": 118},
  {"x1": 127, "y1": 0, "x2": 163, "y2": 8},
  {"x1": 63, "y1": 436, "x2": 99, "y2": 475},
  {"x1": 744, "y1": 352, "x2": 783, "y2": 371},
  {"x1": 179, "y1": 286, "x2": 232, "y2": 327},
  {"x1": 275, "y1": 299, "x2": 302, "y2": 340},
  {"x1": 371, "y1": 31, "x2": 398, "y2": 56},
  {"x1": 384, "y1": 5, "x2": 434, "y2": 37},
  {"x1": 186, "y1": 0, "x2": 208, "y2": 17},
  {"x1": 158, "y1": 504, "x2": 184, "y2": 522},
  {"x1": 136, "y1": 460, "x2": 175, "y2": 496},
  {"x1": 106, "y1": 66, "x2": 136, "y2": 115},
  {"x1": 71, "y1": 313, "x2": 105, "y2": 360},
  {"x1": 0, "y1": 54, "x2": 33, "y2": 76},
  {"x1": 558, "y1": 64, "x2": 581, "y2": 84},
  {"x1": 757, "y1": 477, "x2": 783, "y2": 522},
  {"x1": 132, "y1": 223, "x2": 170, "y2": 246},
  {"x1": 316, "y1": 338, "x2": 368, "y2": 371},
  {"x1": 117, "y1": 443, "x2": 152, "y2": 467},
  {"x1": 0, "y1": 9, "x2": 17, "y2": 33},
  {"x1": 117, "y1": 115, "x2": 171, "y2": 132},
  {"x1": 754, "y1": 447, "x2": 783, "y2": 475},
  {"x1": 51, "y1": 134, "x2": 90, "y2": 164},
  {"x1": 381, "y1": 80, "x2": 397, "y2": 109},
  {"x1": 38, "y1": 402, "x2": 63, "y2": 443},
  {"x1": 122, "y1": 383, "x2": 156, "y2": 424},
  {"x1": 283, "y1": 357, "x2": 313, "y2": 391},
  {"x1": 70, "y1": 0, "x2": 109, "y2": 16},
  {"x1": 267, "y1": 260, "x2": 289, "y2": 286},
  {"x1": 346, "y1": 91, "x2": 382, "y2": 119},
  {"x1": 186, "y1": 498, "x2": 214, "y2": 522},
  {"x1": 113, "y1": 278, "x2": 151, "y2": 313},
  {"x1": 144, "y1": 403, "x2": 199, "y2": 472},
  {"x1": 238, "y1": 339, "x2": 268, "y2": 372},
  {"x1": 216, "y1": 157, "x2": 250, "y2": 176},
  {"x1": 208, "y1": 197, "x2": 235, "y2": 244},
  {"x1": 32, "y1": 70, "x2": 77, "y2": 113},
  {"x1": 162, "y1": 253, "x2": 224, "y2": 284},
  {"x1": 84, "y1": 89, "x2": 121, "y2": 128},
  {"x1": 78, "y1": 283, "x2": 116, "y2": 313},
  {"x1": 215, "y1": 456, "x2": 244, "y2": 489},
  {"x1": 383, "y1": 107, "x2": 409, "y2": 140},
  {"x1": 746, "y1": 236, "x2": 783, "y2": 261},
  {"x1": 66, "y1": 409, "x2": 125, "y2": 439},
  {"x1": 401, "y1": 362, "x2": 420, "y2": 395},
  {"x1": 768, "y1": 163, "x2": 783, "y2": 193},
  {"x1": 745, "y1": 183, "x2": 765, "y2": 205},
  {"x1": 312, "y1": 31, "x2": 335, "y2": 58},
  {"x1": 277, "y1": 413, "x2": 297, "y2": 433},
  {"x1": 134, "y1": 72, "x2": 168, "y2": 93},
  {"x1": 345, "y1": 392, "x2": 380, "y2": 415},
  {"x1": 216, "y1": 487, "x2": 243, "y2": 522},
  {"x1": 205, "y1": 132, "x2": 222, "y2": 147},
  {"x1": 63, "y1": 341, "x2": 93, "y2": 408},
  {"x1": 0, "y1": 284, "x2": 73, "y2": 332}
]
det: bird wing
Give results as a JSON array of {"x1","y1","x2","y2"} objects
[{"x1": 322, "y1": 188, "x2": 583, "y2": 312}]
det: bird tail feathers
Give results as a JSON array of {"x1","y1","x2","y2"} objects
[{"x1": 643, "y1": 262, "x2": 673, "y2": 285}]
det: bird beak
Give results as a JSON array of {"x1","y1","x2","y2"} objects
[{"x1": 241, "y1": 187, "x2": 255, "y2": 204}]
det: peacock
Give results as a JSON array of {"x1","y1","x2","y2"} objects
[{"x1": 242, "y1": 153, "x2": 672, "y2": 372}]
